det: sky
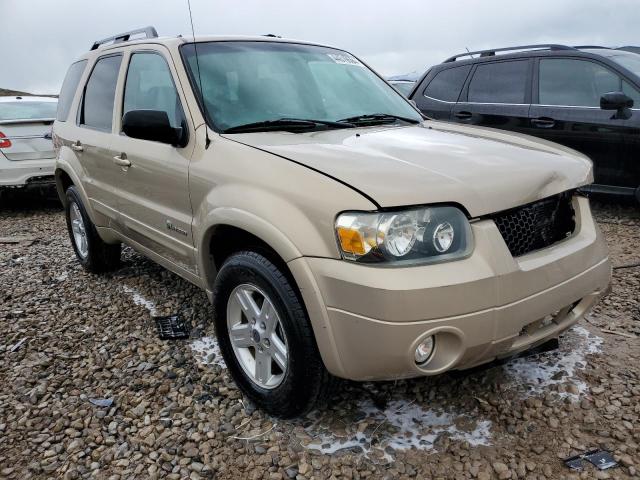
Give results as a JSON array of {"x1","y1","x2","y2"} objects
[{"x1": 2, "y1": 0, "x2": 640, "y2": 94}]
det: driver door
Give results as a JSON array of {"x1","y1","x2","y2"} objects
[{"x1": 109, "y1": 47, "x2": 197, "y2": 273}]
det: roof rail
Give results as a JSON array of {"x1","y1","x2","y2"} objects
[
  {"x1": 574, "y1": 45, "x2": 610, "y2": 50},
  {"x1": 443, "y1": 44, "x2": 577, "y2": 63},
  {"x1": 91, "y1": 26, "x2": 158, "y2": 51}
]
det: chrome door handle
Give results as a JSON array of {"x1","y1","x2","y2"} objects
[
  {"x1": 71, "y1": 141, "x2": 83, "y2": 152},
  {"x1": 113, "y1": 153, "x2": 131, "y2": 168},
  {"x1": 454, "y1": 111, "x2": 473, "y2": 120},
  {"x1": 531, "y1": 117, "x2": 556, "y2": 128}
]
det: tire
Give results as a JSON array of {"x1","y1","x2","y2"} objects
[
  {"x1": 212, "y1": 250, "x2": 332, "y2": 418},
  {"x1": 65, "y1": 185, "x2": 121, "y2": 273}
]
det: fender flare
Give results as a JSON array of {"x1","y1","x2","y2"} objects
[{"x1": 196, "y1": 207, "x2": 303, "y2": 289}]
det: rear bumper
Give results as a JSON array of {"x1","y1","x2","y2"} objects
[
  {"x1": 0, "y1": 157, "x2": 55, "y2": 186},
  {"x1": 289, "y1": 196, "x2": 611, "y2": 381}
]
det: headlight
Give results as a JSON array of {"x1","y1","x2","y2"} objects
[{"x1": 335, "y1": 206, "x2": 473, "y2": 266}]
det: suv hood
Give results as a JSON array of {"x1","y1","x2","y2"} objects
[{"x1": 224, "y1": 121, "x2": 592, "y2": 217}]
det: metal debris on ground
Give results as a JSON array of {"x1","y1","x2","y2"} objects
[
  {"x1": 9, "y1": 338, "x2": 27, "y2": 352},
  {"x1": 89, "y1": 398, "x2": 114, "y2": 408},
  {"x1": 154, "y1": 314, "x2": 191, "y2": 340},
  {"x1": 564, "y1": 449, "x2": 619, "y2": 472},
  {"x1": 0, "y1": 236, "x2": 38, "y2": 244},
  {"x1": 584, "y1": 450, "x2": 619, "y2": 470}
]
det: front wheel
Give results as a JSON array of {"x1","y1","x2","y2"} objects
[
  {"x1": 65, "y1": 186, "x2": 121, "y2": 273},
  {"x1": 212, "y1": 251, "x2": 332, "y2": 418}
]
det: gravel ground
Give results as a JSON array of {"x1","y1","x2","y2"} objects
[{"x1": 0, "y1": 191, "x2": 638, "y2": 480}]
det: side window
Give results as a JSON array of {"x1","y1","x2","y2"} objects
[
  {"x1": 123, "y1": 53, "x2": 185, "y2": 130},
  {"x1": 423, "y1": 66, "x2": 471, "y2": 102},
  {"x1": 57, "y1": 60, "x2": 87, "y2": 122},
  {"x1": 80, "y1": 55, "x2": 122, "y2": 131},
  {"x1": 468, "y1": 60, "x2": 529, "y2": 104},
  {"x1": 539, "y1": 59, "x2": 622, "y2": 107}
]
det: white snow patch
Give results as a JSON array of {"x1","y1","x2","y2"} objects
[
  {"x1": 306, "y1": 399, "x2": 492, "y2": 461},
  {"x1": 503, "y1": 325, "x2": 603, "y2": 398},
  {"x1": 191, "y1": 336, "x2": 227, "y2": 369},
  {"x1": 121, "y1": 285, "x2": 158, "y2": 316}
]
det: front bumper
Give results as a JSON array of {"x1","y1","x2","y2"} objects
[{"x1": 289, "y1": 196, "x2": 611, "y2": 381}]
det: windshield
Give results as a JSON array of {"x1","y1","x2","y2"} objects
[
  {"x1": 0, "y1": 100, "x2": 58, "y2": 121},
  {"x1": 607, "y1": 52, "x2": 640, "y2": 77},
  {"x1": 181, "y1": 41, "x2": 421, "y2": 132}
]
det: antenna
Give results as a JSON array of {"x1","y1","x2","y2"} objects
[{"x1": 187, "y1": 0, "x2": 211, "y2": 148}]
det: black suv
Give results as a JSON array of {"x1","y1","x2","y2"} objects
[{"x1": 409, "y1": 44, "x2": 640, "y2": 201}]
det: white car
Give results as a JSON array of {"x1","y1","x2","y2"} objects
[{"x1": 0, "y1": 96, "x2": 57, "y2": 187}]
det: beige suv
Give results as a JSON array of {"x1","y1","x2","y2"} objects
[{"x1": 53, "y1": 27, "x2": 611, "y2": 418}]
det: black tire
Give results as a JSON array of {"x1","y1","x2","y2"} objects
[
  {"x1": 212, "y1": 251, "x2": 332, "y2": 418},
  {"x1": 65, "y1": 185, "x2": 121, "y2": 273}
]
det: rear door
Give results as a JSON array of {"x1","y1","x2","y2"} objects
[
  {"x1": 109, "y1": 47, "x2": 196, "y2": 273},
  {"x1": 412, "y1": 65, "x2": 471, "y2": 120},
  {"x1": 451, "y1": 59, "x2": 532, "y2": 135},
  {"x1": 74, "y1": 53, "x2": 123, "y2": 225},
  {"x1": 529, "y1": 57, "x2": 638, "y2": 189}
]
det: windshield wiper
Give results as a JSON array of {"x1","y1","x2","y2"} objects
[
  {"x1": 337, "y1": 113, "x2": 421, "y2": 126},
  {"x1": 223, "y1": 118, "x2": 355, "y2": 134}
]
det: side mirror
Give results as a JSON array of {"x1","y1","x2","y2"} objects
[
  {"x1": 122, "y1": 110, "x2": 187, "y2": 147},
  {"x1": 600, "y1": 92, "x2": 634, "y2": 120}
]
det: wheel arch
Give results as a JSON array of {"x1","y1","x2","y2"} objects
[{"x1": 197, "y1": 208, "x2": 303, "y2": 294}]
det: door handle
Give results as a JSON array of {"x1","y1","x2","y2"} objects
[
  {"x1": 71, "y1": 141, "x2": 83, "y2": 152},
  {"x1": 531, "y1": 117, "x2": 556, "y2": 128},
  {"x1": 454, "y1": 111, "x2": 473, "y2": 120},
  {"x1": 113, "y1": 153, "x2": 131, "y2": 168}
]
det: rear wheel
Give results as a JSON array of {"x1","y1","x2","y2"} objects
[
  {"x1": 212, "y1": 250, "x2": 332, "y2": 418},
  {"x1": 65, "y1": 186, "x2": 121, "y2": 273}
]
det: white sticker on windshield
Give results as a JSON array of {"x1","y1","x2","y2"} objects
[{"x1": 326, "y1": 53, "x2": 363, "y2": 66}]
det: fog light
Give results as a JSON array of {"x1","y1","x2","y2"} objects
[{"x1": 414, "y1": 336, "x2": 435, "y2": 365}]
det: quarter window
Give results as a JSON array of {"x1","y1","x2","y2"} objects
[
  {"x1": 622, "y1": 80, "x2": 640, "y2": 106},
  {"x1": 123, "y1": 53, "x2": 185, "y2": 130},
  {"x1": 80, "y1": 55, "x2": 122, "y2": 131},
  {"x1": 539, "y1": 59, "x2": 622, "y2": 107},
  {"x1": 57, "y1": 60, "x2": 87, "y2": 122},
  {"x1": 423, "y1": 66, "x2": 471, "y2": 102},
  {"x1": 468, "y1": 61, "x2": 529, "y2": 104}
]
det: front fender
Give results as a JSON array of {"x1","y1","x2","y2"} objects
[{"x1": 196, "y1": 204, "x2": 305, "y2": 291}]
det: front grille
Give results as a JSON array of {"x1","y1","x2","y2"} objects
[{"x1": 492, "y1": 193, "x2": 576, "y2": 257}]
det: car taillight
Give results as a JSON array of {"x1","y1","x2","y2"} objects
[{"x1": 0, "y1": 131, "x2": 11, "y2": 148}]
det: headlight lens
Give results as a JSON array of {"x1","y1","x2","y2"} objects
[{"x1": 335, "y1": 206, "x2": 473, "y2": 265}]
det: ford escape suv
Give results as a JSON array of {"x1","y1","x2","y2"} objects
[
  {"x1": 409, "y1": 44, "x2": 640, "y2": 202},
  {"x1": 53, "y1": 28, "x2": 611, "y2": 418}
]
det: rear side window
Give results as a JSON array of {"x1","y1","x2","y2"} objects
[
  {"x1": 423, "y1": 66, "x2": 471, "y2": 102},
  {"x1": 539, "y1": 58, "x2": 625, "y2": 107},
  {"x1": 80, "y1": 55, "x2": 122, "y2": 131},
  {"x1": 468, "y1": 60, "x2": 529, "y2": 104},
  {"x1": 123, "y1": 53, "x2": 185, "y2": 129},
  {"x1": 57, "y1": 60, "x2": 87, "y2": 122}
]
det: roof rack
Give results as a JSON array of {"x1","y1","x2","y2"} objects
[
  {"x1": 91, "y1": 26, "x2": 158, "y2": 51},
  {"x1": 444, "y1": 44, "x2": 577, "y2": 63},
  {"x1": 574, "y1": 45, "x2": 610, "y2": 50}
]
